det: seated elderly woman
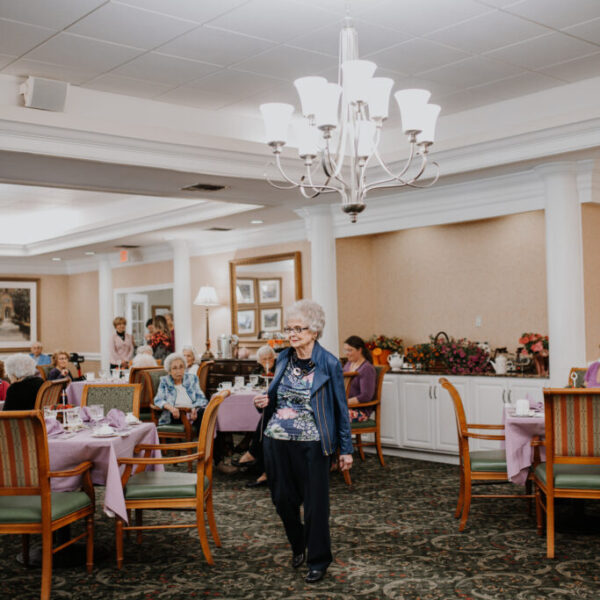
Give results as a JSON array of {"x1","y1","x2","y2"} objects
[
  {"x1": 3, "y1": 354, "x2": 44, "y2": 411},
  {"x1": 153, "y1": 352, "x2": 207, "y2": 429},
  {"x1": 131, "y1": 345, "x2": 158, "y2": 368},
  {"x1": 181, "y1": 345, "x2": 199, "y2": 375},
  {"x1": 343, "y1": 335, "x2": 377, "y2": 423},
  {"x1": 48, "y1": 350, "x2": 73, "y2": 382}
]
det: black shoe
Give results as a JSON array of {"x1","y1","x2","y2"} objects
[
  {"x1": 245, "y1": 478, "x2": 267, "y2": 488},
  {"x1": 232, "y1": 456, "x2": 258, "y2": 468},
  {"x1": 305, "y1": 569, "x2": 325, "y2": 583},
  {"x1": 292, "y1": 551, "x2": 305, "y2": 569}
]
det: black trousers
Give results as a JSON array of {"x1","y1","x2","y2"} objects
[
  {"x1": 248, "y1": 420, "x2": 265, "y2": 473},
  {"x1": 263, "y1": 437, "x2": 332, "y2": 571}
]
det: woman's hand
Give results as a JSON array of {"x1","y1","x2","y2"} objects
[
  {"x1": 253, "y1": 394, "x2": 269, "y2": 409},
  {"x1": 60, "y1": 368, "x2": 69, "y2": 377},
  {"x1": 347, "y1": 397, "x2": 359, "y2": 406},
  {"x1": 191, "y1": 408, "x2": 198, "y2": 422},
  {"x1": 168, "y1": 405, "x2": 180, "y2": 419},
  {"x1": 339, "y1": 454, "x2": 353, "y2": 471}
]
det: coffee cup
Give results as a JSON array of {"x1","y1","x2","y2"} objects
[
  {"x1": 234, "y1": 376, "x2": 244, "y2": 388},
  {"x1": 515, "y1": 398, "x2": 530, "y2": 416},
  {"x1": 97, "y1": 424, "x2": 114, "y2": 435},
  {"x1": 218, "y1": 381, "x2": 233, "y2": 391}
]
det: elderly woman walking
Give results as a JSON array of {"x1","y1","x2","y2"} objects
[{"x1": 254, "y1": 299, "x2": 353, "y2": 584}]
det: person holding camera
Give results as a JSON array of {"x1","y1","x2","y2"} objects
[
  {"x1": 48, "y1": 350, "x2": 74, "y2": 382},
  {"x1": 110, "y1": 316, "x2": 134, "y2": 370}
]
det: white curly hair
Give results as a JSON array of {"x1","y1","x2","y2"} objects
[
  {"x1": 164, "y1": 352, "x2": 187, "y2": 373},
  {"x1": 5, "y1": 353, "x2": 38, "y2": 380},
  {"x1": 284, "y1": 299, "x2": 325, "y2": 339}
]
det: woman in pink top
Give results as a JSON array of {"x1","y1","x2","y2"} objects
[{"x1": 110, "y1": 316, "x2": 134, "y2": 369}]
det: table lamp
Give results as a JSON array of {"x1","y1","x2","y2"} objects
[{"x1": 194, "y1": 286, "x2": 219, "y2": 360}]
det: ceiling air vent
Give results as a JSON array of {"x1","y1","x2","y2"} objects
[
  {"x1": 181, "y1": 183, "x2": 227, "y2": 192},
  {"x1": 115, "y1": 244, "x2": 140, "y2": 249},
  {"x1": 205, "y1": 227, "x2": 233, "y2": 232}
]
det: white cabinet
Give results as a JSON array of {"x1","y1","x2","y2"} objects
[
  {"x1": 380, "y1": 377, "x2": 401, "y2": 447},
  {"x1": 401, "y1": 376, "x2": 435, "y2": 449},
  {"x1": 469, "y1": 378, "x2": 506, "y2": 451},
  {"x1": 433, "y1": 378, "x2": 465, "y2": 453}
]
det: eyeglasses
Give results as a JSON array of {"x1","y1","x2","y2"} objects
[{"x1": 283, "y1": 326, "x2": 309, "y2": 335}]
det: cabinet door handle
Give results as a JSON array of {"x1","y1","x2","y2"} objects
[
  {"x1": 428, "y1": 385, "x2": 432, "y2": 399},
  {"x1": 433, "y1": 385, "x2": 437, "y2": 399},
  {"x1": 508, "y1": 389, "x2": 512, "y2": 403},
  {"x1": 502, "y1": 389, "x2": 506, "y2": 404}
]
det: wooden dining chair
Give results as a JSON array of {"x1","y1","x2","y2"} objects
[
  {"x1": 129, "y1": 366, "x2": 163, "y2": 421},
  {"x1": 568, "y1": 367, "x2": 588, "y2": 388},
  {"x1": 439, "y1": 377, "x2": 534, "y2": 531},
  {"x1": 196, "y1": 360, "x2": 214, "y2": 396},
  {"x1": 0, "y1": 410, "x2": 95, "y2": 600},
  {"x1": 80, "y1": 384, "x2": 142, "y2": 418},
  {"x1": 534, "y1": 389, "x2": 600, "y2": 558},
  {"x1": 115, "y1": 390, "x2": 228, "y2": 567},
  {"x1": 36, "y1": 364, "x2": 53, "y2": 381},
  {"x1": 34, "y1": 378, "x2": 69, "y2": 410}
]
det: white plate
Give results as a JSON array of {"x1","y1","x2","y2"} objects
[
  {"x1": 126, "y1": 420, "x2": 141, "y2": 426},
  {"x1": 92, "y1": 431, "x2": 118, "y2": 438}
]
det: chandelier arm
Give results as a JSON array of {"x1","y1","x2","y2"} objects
[
  {"x1": 270, "y1": 153, "x2": 306, "y2": 187},
  {"x1": 301, "y1": 165, "x2": 344, "y2": 197},
  {"x1": 372, "y1": 141, "x2": 417, "y2": 183},
  {"x1": 403, "y1": 160, "x2": 441, "y2": 189},
  {"x1": 265, "y1": 160, "x2": 301, "y2": 189}
]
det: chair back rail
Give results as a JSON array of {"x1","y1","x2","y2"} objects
[
  {"x1": 129, "y1": 366, "x2": 163, "y2": 409},
  {"x1": 36, "y1": 365, "x2": 52, "y2": 381},
  {"x1": 343, "y1": 371, "x2": 358, "y2": 399},
  {"x1": 568, "y1": 367, "x2": 588, "y2": 388},
  {"x1": 196, "y1": 361, "x2": 213, "y2": 396},
  {"x1": 197, "y1": 390, "x2": 228, "y2": 483},
  {"x1": 80, "y1": 384, "x2": 141, "y2": 417},
  {"x1": 34, "y1": 378, "x2": 69, "y2": 411}
]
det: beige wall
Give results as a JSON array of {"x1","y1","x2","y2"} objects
[
  {"x1": 583, "y1": 203, "x2": 600, "y2": 361},
  {"x1": 336, "y1": 211, "x2": 549, "y2": 354},
  {"x1": 112, "y1": 260, "x2": 173, "y2": 289},
  {"x1": 67, "y1": 270, "x2": 99, "y2": 352}
]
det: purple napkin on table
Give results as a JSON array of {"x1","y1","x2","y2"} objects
[
  {"x1": 106, "y1": 408, "x2": 126, "y2": 429},
  {"x1": 527, "y1": 393, "x2": 543, "y2": 411},
  {"x1": 45, "y1": 418, "x2": 64, "y2": 436},
  {"x1": 79, "y1": 406, "x2": 92, "y2": 422}
]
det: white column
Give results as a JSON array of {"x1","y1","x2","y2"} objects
[
  {"x1": 296, "y1": 205, "x2": 340, "y2": 355},
  {"x1": 98, "y1": 255, "x2": 113, "y2": 372},
  {"x1": 536, "y1": 162, "x2": 586, "y2": 386},
  {"x1": 171, "y1": 240, "x2": 192, "y2": 351}
]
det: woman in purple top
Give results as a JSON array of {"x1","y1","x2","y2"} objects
[
  {"x1": 342, "y1": 335, "x2": 377, "y2": 423},
  {"x1": 584, "y1": 360, "x2": 600, "y2": 387}
]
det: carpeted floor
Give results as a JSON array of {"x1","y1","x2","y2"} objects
[{"x1": 2, "y1": 454, "x2": 600, "y2": 599}]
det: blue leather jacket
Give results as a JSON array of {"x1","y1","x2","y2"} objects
[
  {"x1": 154, "y1": 373, "x2": 207, "y2": 425},
  {"x1": 265, "y1": 342, "x2": 353, "y2": 456}
]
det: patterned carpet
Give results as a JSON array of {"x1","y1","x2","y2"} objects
[{"x1": 2, "y1": 454, "x2": 600, "y2": 599}]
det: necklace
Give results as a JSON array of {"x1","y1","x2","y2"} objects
[{"x1": 291, "y1": 352, "x2": 314, "y2": 378}]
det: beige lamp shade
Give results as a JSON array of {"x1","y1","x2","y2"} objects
[{"x1": 194, "y1": 286, "x2": 219, "y2": 307}]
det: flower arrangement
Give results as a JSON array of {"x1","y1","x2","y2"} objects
[
  {"x1": 518, "y1": 333, "x2": 549, "y2": 356},
  {"x1": 366, "y1": 335, "x2": 403, "y2": 353},
  {"x1": 434, "y1": 337, "x2": 490, "y2": 375},
  {"x1": 404, "y1": 343, "x2": 434, "y2": 366}
]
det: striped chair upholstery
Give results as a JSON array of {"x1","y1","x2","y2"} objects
[
  {"x1": 534, "y1": 390, "x2": 600, "y2": 558},
  {"x1": 80, "y1": 384, "x2": 141, "y2": 418},
  {"x1": 0, "y1": 416, "x2": 39, "y2": 488},
  {"x1": 34, "y1": 378, "x2": 69, "y2": 410}
]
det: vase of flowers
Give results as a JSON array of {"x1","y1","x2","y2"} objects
[
  {"x1": 434, "y1": 337, "x2": 490, "y2": 375},
  {"x1": 518, "y1": 333, "x2": 549, "y2": 376},
  {"x1": 366, "y1": 335, "x2": 403, "y2": 365}
]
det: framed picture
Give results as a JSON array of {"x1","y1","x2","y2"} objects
[
  {"x1": 258, "y1": 278, "x2": 281, "y2": 304},
  {"x1": 151, "y1": 305, "x2": 171, "y2": 319},
  {"x1": 0, "y1": 278, "x2": 39, "y2": 351},
  {"x1": 237, "y1": 309, "x2": 256, "y2": 336},
  {"x1": 260, "y1": 307, "x2": 282, "y2": 333},
  {"x1": 236, "y1": 278, "x2": 256, "y2": 305}
]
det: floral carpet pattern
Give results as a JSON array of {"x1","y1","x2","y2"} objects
[{"x1": 2, "y1": 455, "x2": 600, "y2": 599}]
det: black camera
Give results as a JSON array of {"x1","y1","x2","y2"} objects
[{"x1": 69, "y1": 352, "x2": 85, "y2": 365}]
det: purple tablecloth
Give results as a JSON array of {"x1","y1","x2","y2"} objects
[
  {"x1": 48, "y1": 422, "x2": 161, "y2": 522},
  {"x1": 503, "y1": 407, "x2": 545, "y2": 485},
  {"x1": 65, "y1": 380, "x2": 128, "y2": 406},
  {"x1": 216, "y1": 391, "x2": 261, "y2": 432}
]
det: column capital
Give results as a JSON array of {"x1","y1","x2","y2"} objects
[
  {"x1": 294, "y1": 204, "x2": 337, "y2": 221},
  {"x1": 534, "y1": 161, "x2": 579, "y2": 181},
  {"x1": 169, "y1": 239, "x2": 190, "y2": 253}
]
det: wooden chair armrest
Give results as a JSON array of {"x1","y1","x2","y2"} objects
[
  {"x1": 49, "y1": 461, "x2": 93, "y2": 478},
  {"x1": 464, "y1": 433, "x2": 506, "y2": 441},
  {"x1": 347, "y1": 400, "x2": 380, "y2": 408},
  {"x1": 150, "y1": 403, "x2": 192, "y2": 412},
  {"x1": 530, "y1": 436, "x2": 545, "y2": 447},
  {"x1": 134, "y1": 441, "x2": 197, "y2": 452},
  {"x1": 466, "y1": 423, "x2": 505, "y2": 430},
  {"x1": 118, "y1": 452, "x2": 203, "y2": 466}
]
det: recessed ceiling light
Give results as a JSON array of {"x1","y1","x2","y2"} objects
[
  {"x1": 251, "y1": 219, "x2": 264, "y2": 224},
  {"x1": 84, "y1": 251, "x2": 95, "y2": 256},
  {"x1": 51, "y1": 257, "x2": 61, "y2": 262}
]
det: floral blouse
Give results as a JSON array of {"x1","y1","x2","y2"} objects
[{"x1": 264, "y1": 358, "x2": 320, "y2": 442}]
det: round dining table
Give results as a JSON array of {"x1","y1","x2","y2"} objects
[
  {"x1": 215, "y1": 389, "x2": 262, "y2": 432},
  {"x1": 65, "y1": 379, "x2": 129, "y2": 406}
]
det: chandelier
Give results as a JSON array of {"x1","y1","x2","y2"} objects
[{"x1": 259, "y1": 18, "x2": 441, "y2": 223}]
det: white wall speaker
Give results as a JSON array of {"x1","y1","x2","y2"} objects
[{"x1": 19, "y1": 76, "x2": 69, "y2": 111}]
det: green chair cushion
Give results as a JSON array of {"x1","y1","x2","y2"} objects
[
  {"x1": 470, "y1": 449, "x2": 507, "y2": 473},
  {"x1": 157, "y1": 424, "x2": 185, "y2": 434},
  {"x1": 125, "y1": 471, "x2": 209, "y2": 500},
  {"x1": 351, "y1": 419, "x2": 376, "y2": 430},
  {"x1": 0, "y1": 492, "x2": 91, "y2": 523},
  {"x1": 535, "y1": 463, "x2": 600, "y2": 489},
  {"x1": 139, "y1": 409, "x2": 152, "y2": 422}
]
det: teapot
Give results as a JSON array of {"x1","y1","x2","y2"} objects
[
  {"x1": 387, "y1": 352, "x2": 404, "y2": 371},
  {"x1": 489, "y1": 354, "x2": 508, "y2": 375}
]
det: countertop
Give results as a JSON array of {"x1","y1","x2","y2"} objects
[{"x1": 385, "y1": 370, "x2": 548, "y2": 379}]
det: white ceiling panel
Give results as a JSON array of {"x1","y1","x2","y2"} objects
[
  {"x1": 155, "y1": 86, "x2": 235, "y2": 110},
  {"x1": 485, "y1": 32, "x2": 599, "y2": 70},
  {"x1": 67, "y1": 2, "x2": 197, "y2": 50},
  {"x1": 224, "y1": 82, "x2": 300, "y2": 116},
  {"x1": 0, "y1": 0, "x2": 106, "y2": 30},
  {"x1": 421, "y1": 55, "x2": 524, "y2": 88},
  {"x1": 503, "y1": 0, "x2": 600, "y2": 30},
  {"x1": 288, "y1": 19, "x2": 410, "y2": 58},
  {"x1": 83, "y1": 73, "x2": 173, "y2": 97},
  {"x1": 157, "y1": 26, "x2": 276, "y2": 67},
  {"x1": 358, "y1": 0, "x2": 492, "y2": 36},
  {"x1": 425, "y1": 10, "x2": 550, "y2": 54},
  {"x1": 234, "y1": 45, "x2": 337, "y2": 80},
  {"x1": 25, "y1": 33, "x2": 142, "y2": 71},
  {"x1": 0, "y1": 53, "x2": 15, "y2": 69},
  {"x1": 2, "y1": 58, "x2": 96, "y2": 85},
  {"x1": 0, "y1": 18, "x2": 56, "y2": 56},
  {"x1": 115, "y1": 0, "x2": 250, "y2": 24},
  {"x1": 205, "y1": 0, "x2": 340, "y2": 44},
  {"x1": 473, "y1": 0, "x2": 521, "y2": 7},
  {"x1": 113, "y1": 52, "x2": 219, "y2": 85},
  {"x1": 365, "y1": 38, "x2": 470, "y2": 76},
  {"x1": 539, "y1": 52, "x2": 600, "y2": 83},
  {"x1": 188, "y1": 69, "x2": 283, "y2": 97},
  {"x1": 563, "y1": 18, "x2": 600, "y2": 46}
]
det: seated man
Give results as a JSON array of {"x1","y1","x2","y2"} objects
[{"x1": 29, "y1": 341, "x2": 51, "y2": 366}]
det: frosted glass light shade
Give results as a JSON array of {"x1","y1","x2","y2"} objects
[
  {"x1": 394, "y1": 89, "x2": 432, "y2": 134},
  {"x1": 296, "y1": 120, "x2": 320, "y2": 158},
  {"x1": 357, "y1": 120, "x2": 377, "y2": 158},
  {"x1": 260, "y1": 102, "x2": 294, "y2": 145},
  {"x1": 416, "y1": 104, "x2": 441, "y2": 144},
  {"x1": 342, "y1": 60, "x2": 376, "y2": 103},
  {"x1": 366, "y1": 77, "x2": 394, "y2": 120},
  {"x1": 194, "y1": 286, "x2": 219, "y2": 307},
  {"x1": 315, "y1": 83, "x2": 342, "y2": 129},
  {"x1": 294, "y1": 76, "x2": 327, "y2": 118}
]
